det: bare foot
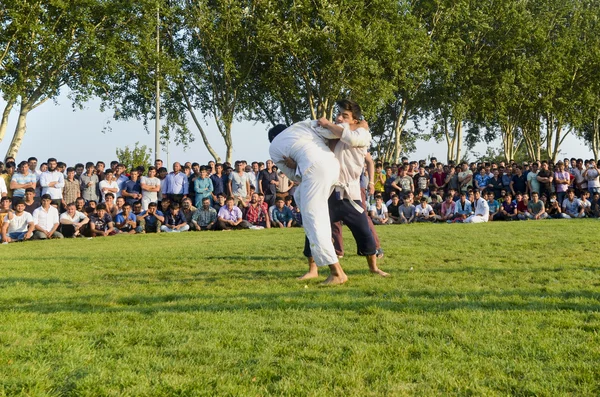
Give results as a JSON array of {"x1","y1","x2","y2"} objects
[
  {"x1": 321, "y1": 273, "x2": 348, "y2": 286},
  {"x1": 297, "y1": 271, "x2": 319, "y2": 280},
  {"x1": 370, "y1": 268, "x2": 390, "y2": 277}
]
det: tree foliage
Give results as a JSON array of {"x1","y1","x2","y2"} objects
[{"x1": 115, "y1": 141, "x2": 153, "y2": 171}]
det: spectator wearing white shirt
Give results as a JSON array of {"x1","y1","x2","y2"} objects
[
  {"x1": 39, "y1": 158, "x2": 65, "y2": 207},
  {"x1": 32, "y1": 194, "x2": 63, "y2": 239},
  {"x1": 2, "y1": 199, "x2": 35, "y2": 243},
  {"x1": 415, "y1": 197, "x2": 440, "y2": 222},
  {"x1": 369, "y1": 195, "x2": 391, "y2": 225},
  {"x1": 59, "y1": 203, "x2": 90, "y2": 237},
  {"x1": 98, "y1": 169, "x2": 119, "y2": 203},
  {"x1": 464, "y1": 190, "x2": 490, "y2": 223}
]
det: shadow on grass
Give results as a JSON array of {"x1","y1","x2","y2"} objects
[
  {"x1": 0, "y1": 277, "x2": 74, "y2": 286},
  {"x1": 2, "y1": 288, "x2": 599, "y2": 314}
]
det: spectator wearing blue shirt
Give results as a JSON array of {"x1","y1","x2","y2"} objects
[
  {"x1": 164, "y1": 162, "x2": 189, "y2": 203},
  {"x1": 114, "y1": 203, "x2": 138, "y2": 234},
  {"x1": 161, "y1": 202, "x2": 190, "y2": 232},
  {"x1": 453, "y1": 192, "x2": 472, "y2": 222},
  {"x1": 137, "y1": 202, "x2": 164, "y2": 233},
  {"x1": 122, "y1": 169, "x2": 142, "y2": 206},
  {"x1": 271, "y1": 197, "x2": 294, "y2": 228},
  {"x1": 194, "y1": 166, "x2": 214, "y2": 207},
  {"x1": 210, "y1": 163, "x2": 226, "y2": 201}
]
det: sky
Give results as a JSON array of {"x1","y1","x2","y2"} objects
[{"x1": 0, "y1": 92, "x2": 593, "y2": 168}]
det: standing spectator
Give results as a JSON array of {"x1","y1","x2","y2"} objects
[
  {"x1": 80, "y1": 162, "x2": 99, "y2": 203},
  {"x1": 474, "y1": 168, "x2": 490, "y2": 192},
  {"x1": 553, "y1": 162, "x2": 571, "y2": 203},
  {"x1": 431, "y1": 163, "x2": 446, "y2": 192},
  {"x1": 413, "y1": 167, "x2": 429, "y2": 197},
  {"x1": 98, "y1": 169, "x2": 119, "y2": 202},
  {"x1": 571, "y1": 159, "x2": 587, "y2": 196},
  {"x1": 210, "y1": 163, "x2": 227, "y2": 200},
  {"x1": 258, "y1": 159, "x2": 278, "y2": 207},
  {"x1": 527, "y1": 162, "x2": 541, "y2": 194},
  {"x1": 114, "y1": 164, "x2": 129, "y2": 198},
  {"x1": 193, "y1": 166, "x2": 213, "y2": 208},
  {"x1": 373, "y1": 163, "x2": 386, "y2": 197},
  {"x1": 62, "y1": 167, "x2": 81, "y2": 208},
  {"x1": 383, "y1": 166, "x2": 395, "y2": 201},
  {"x1": 59, "y1": 203, "x2": 89, "y2": 237},
  {"x1": 582, "y1": 159, "x2": 600, "y2": 194},
  {"x1": 458, "y1": 163, "x2": 473, "y2": 193},
  {"x1": 2, "y1": 199, "x2": 35, "y2": 243},
  {"x1": 536, "y1": 161, "x2": 554, "y2": 199},
  {"x1": 140, "y1": 166, "x2": 161, "y2": 210},
  {"x1": 122, "y1": 169, "x2": 143, "y2": 206},
  {"x1": 95, "y1": 161, "x2": 106, "y2": 181},
  {"x1": 10, "y1": 161, "x2": 37, "y2": 205},
  {"x1": 191, "y1": 197, "x2": 217, "y2": 231},
  {"x1": 229, "y1": 161, "x2": 250, "y2": 207},
  {"x1": 1, "y1": 161, "x2": 15, "y2": 199},
  {"x1": 391, "y1": 165, "x2": 414, "y2": 197},
  {"x1": 163, "y1": 162, "x2": 189, "y2": 203},
  {"x1": 39, "y1": 158, "x2": 64, "y2": 207},
  {"x1": 510, "y1": 166, "x2": 528, "y2": 196},
  {"x1": 32, "y1": 194, "x2": 63, "y2": 239},
  {"x1": 276, "y1": 169, "x2": 293, "y2": 200}
]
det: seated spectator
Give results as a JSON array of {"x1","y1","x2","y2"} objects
[
  {"x1": 75, "y1": 197, "x2": 86, "y2": 213},
  {"x1": 370, "y1": 195, "x2": 391, "y2": 225},
  {"x1": 284, "y1": 195, "x2": 302, "y2": 226},
  {"x1": 488, "y1": 192, "x2": 500, "y2": 221},
  {"x1": 525, "y1": 192, "x2": 549, "y2": 220},
  {"x1": 103, "y1": 193, "x2": 119, "y2": 218},
  {"x1": 429, "y1": 194, "x2": 442, "y2": 215},
  {"x1": 115, "y1": 196, "x2": 126, "y2": 215},
  {"x1": 415, "y1": 197, "x2": 439, "y2": 222},
  {"x1": 89, "y1": 203, "x2": 118, "y2": 237},
  {"x1": 398, "y1": 196, "x2": 416, "y2": 224},
  {"x1": 159, "y1": 197, "x2": 171, "y2": 215},
  {"x1": 212, "y1": 193, "x2": 226, "y2": 212},
  {"x1": 453, "y1": 192, "x2": 472, "y2": 222},
  {"x1": 191, "y1": 197, "x2": 217, "y2": 230},
  {"x1": 22, "y1": 187, "x2": 40, "y2": 214},
  {"x1": 245, "y1": 193, "x2": 270, "y2": 228},
  {"x1": 216, "y1": 196, "x2": 251, "y2": 230},
  {"x1": 114, "y1": 203, "x2": 138, "y2": 234},
  {"x1": 59, "y1": 203, "x2": 90, "y2": 237},
  {"x1": 271, "y1": 197, "x2": 294, "y2": 228},
  {"x1": 2, "y1": 199, "x2": 34, "y2": 243},
  {"x1": 137, "y1": 202, "x2": 164, "y2": 233},
  {"x1": 580, "y1": 191, "x2": 592, "y2": 217},
  {"x1": 160, "y1": 202, "x2": 190, "y2": 232},
  {"x1": 427, "y1": 188, "x2": 443, "y2": 204},
  {"x1": 547, "y1": 193, "x2": 567, "y2": 219},
  {"x1": 180, "y1": 198, "x2": 197, "y2": 228},
  {"x1": 590, "y1": 192, "x2": 600, "y2": 218},
  {"x1": 387, "y1": 194, "x2": 401, "y2": 224},
  {"x1": 440, "y1": 194, "x2": 456, "y2": 222},
  {"x1": 32, "y1": 194, "x2": 64, "y2": 239},
  {"x1": 132, "y1": 201, "x2": 145, "y2": 233},
  {"x1": 464, "y1": 190, "x2": 489, "y2": 223},
  {"x1": 496, "y1": 193, "x2": 518, "y2": 221},
  {"x1": 562, "y1": 189, "x2": 584, "y2": 218}
]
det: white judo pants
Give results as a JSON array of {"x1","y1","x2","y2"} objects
[
  {"x1": 294, "y1": 158, "x2": 340, "y2": 267},
  {"x1": 464, "y1": 215, "x2": 488, "y2": 223}
]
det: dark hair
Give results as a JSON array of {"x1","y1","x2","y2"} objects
[
  {"x1": 13, "y1": 198, "x2": 25, "y2": 206},
  {"x1": 25, "y1": 187, "x2": 35, "y2": 193},
  {"x1": 148, "y1": 202, "x2": 158, "y2": 208},
  {"x1": 86, "y1": 162, "x2": 95, "y2": 168},
  {"x1": 268, "y1": 124, "x2": 288, "y2": 143},
  {"x1": 122, "y1": 203, "x2": 131, "y2": 208},
  {"x1": 336, "y1": 99, "x2": 363, "y2": 120},
  {"x1": 105, "y1": 193, "x2": 114, "y2": 199},
  {"x1": 47, "y1": 158, "x2": 57, "y2": 163},
  {"x1": 28, "y1": 157, "x2": 37, "y2": 162},
  {"x1": 226, "y1": 196, "x2": 235, "y2": 202},
  {"x1": 1, "y1": 196, "x2": 11, "y2": 202},
  {"x1": 96, "y1": 203, "x2": 107, "y2": 210},
  {"x1": 66, "y1": 167, "x2": 75, "y2": 173},
  {"x1": 75, "y1": 163, "x2": 84, "y2": 169},
  {"x1": 41, "y1": 194, "x2": 52, "y2": 200}
]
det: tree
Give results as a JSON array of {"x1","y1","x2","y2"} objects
[
  {"x1": 0, "y1": 0, "x2": 139, "y2": 158},
  {"x1": 116, "y1": 142, "x2": 153, "y2": 171}
]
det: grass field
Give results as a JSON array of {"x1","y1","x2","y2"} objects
[{"x1": 1, "y1": 220, "x2": 599, "y2": 396}]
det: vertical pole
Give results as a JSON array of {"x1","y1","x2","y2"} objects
[{"x1": 155, "y1": 4, "x2": 161, "y2": 161}]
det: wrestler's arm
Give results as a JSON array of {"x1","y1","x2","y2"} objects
[
  {"x1": 317, "y1": 117, "x2": 369, "y2": 139},
  {"x1": 365, "y1": 153, "x2": 375, "y2": 195}
]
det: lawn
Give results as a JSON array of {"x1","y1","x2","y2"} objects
[{"x1": 0, "y1": 221, "x2": 599, "y2": 396}]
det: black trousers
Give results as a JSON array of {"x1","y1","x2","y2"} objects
[{"x1": 304, "y1": 194, "x2": 377, "y2": 258}]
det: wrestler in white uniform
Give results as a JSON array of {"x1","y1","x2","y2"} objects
[{"x1": 269, "y1": 120, "x2": 340, "y2": 267}]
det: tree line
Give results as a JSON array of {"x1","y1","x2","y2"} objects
[{"x1": 1, "y1": 0, "x2": 599, "y2": 163}]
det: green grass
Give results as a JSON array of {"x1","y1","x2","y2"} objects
[{"x1": 1, "y1": 220, "x2": 599, "y2": 396}]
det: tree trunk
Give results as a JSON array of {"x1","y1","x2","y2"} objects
[
  {"x1": 0, "y1": 98, "x2": 15, "y2": 144},
  {"x1": 179, "y1": 85, "x2": 221, "y2": 162},
  {"x1": 592, "y1": 113, "x2": 600, "y2": 160},
  {"x1": 224, "y1": 124, "x2": 233, "y2": 164},
  {"x1": 454, "y1": 120, "x2": 463, "y2": 162},
  {"x1": 6, "y1": 102, "x2": 31, "y2": 159}
]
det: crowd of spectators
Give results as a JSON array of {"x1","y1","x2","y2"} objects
[
  {"x1": 368, "y1": 157, "x2": 600, "y2": 224},
  {"x1": 1, "y1": 154, "x2": 598, "y2": 243},
  {"x1": 0, "y1": 157, "x2": 301, "y2": 243}
]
